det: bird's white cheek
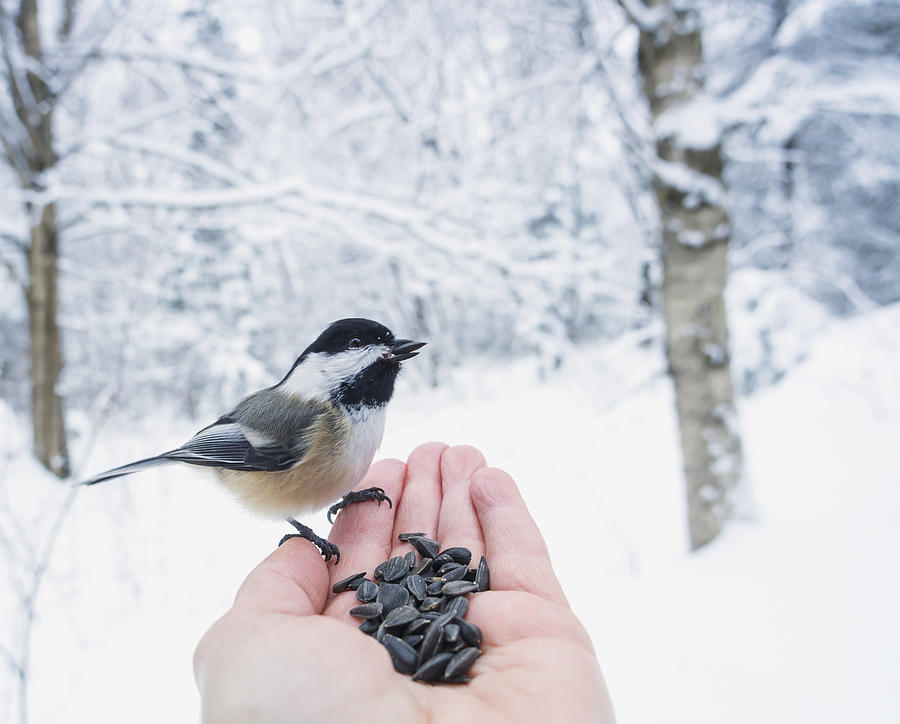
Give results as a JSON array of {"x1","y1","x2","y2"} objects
[{"x1": 280, "y1": 348, "x2": 387, "y2": 401}]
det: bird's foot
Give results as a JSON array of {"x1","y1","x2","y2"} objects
[
  {"x1": 279, "y1": 518, "x2": 340, "y2": 563},
  {"x1": 327, "y1": 486, "x2": 393, "y2": 524}
]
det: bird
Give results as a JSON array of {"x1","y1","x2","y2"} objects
[{"x1": 80, "y1": 318, "x2": 426, "y2": 562}]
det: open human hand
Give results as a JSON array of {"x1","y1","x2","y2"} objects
[{"x1": 194, "y1": 443, "x2": 614, "y2": 723}]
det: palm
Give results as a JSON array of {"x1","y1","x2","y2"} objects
[{"x1": 195, "y1": 444, "x2": 612, "y2": 724}]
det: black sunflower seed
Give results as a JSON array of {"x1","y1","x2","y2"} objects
[
  {"x1": 443, "y1": 623, "x2": 460, "y2": 643},
  {"x1": 419, "y1": 596, "x2": 442, "y2": 612},
  {"x1": 432, "y1": 553, "x2": 455, "y2": 570},
  {"x1": 426, "y1": 580, "x2": 444, "y2": 596},
  {"x1": 405, "y1": 617, "x2": 431, "y2": 635},
  {"x1": 359, "y1": 618, "x2": 380, "y2": 635},
  {"x1": 406, "y1": 574, "x2": 427, "y2": 601},
  {"x1": 413, "y1": 558, "x2": 434, "y2": 577},
  {"x1": 444, "y1": 638, "x2": 466, "y2": 653},
  {"x1": 373, "y1": 560, "x2": 389, "y2": 581},
  {"x1": 434, "y1": 610, "x2": 456, "y2": 627},
  {"x1": 439, "y1": 675, "x2": 471, "y2": 685},
  {"x1": 456, "y1": 619, "x2": 482, "y2": 648},
  {"x1": 383, "y1": 635, "x2": 418, "y2": 675},
  {"x1": 375, "y1": 622, "x2": 388, "y2": 643},
  {"x1": 356, "y1": 579, "x2": 379, "y2": 603},
  {"x1": 349, "y1": 602, "x2": 383, "y2": 619},
  {"x1": 376, "y1": 582, "x2": 409, "y2": 613},
  {"x1": 442, "y1": 580, "x2": 478, "y2": 596},
  {"x1": 440, "y1": 595, "x2": 468, "y2": 617},
  {"x1": 440, "y1": 565, "x2": 468, "y2": 583},
  {"x1": 383, "y1": 556, "x2": 410, "y2": 582},
  {"x1": 332, "y1": 571, "x2": 366, "y2": 594},
  {"x1": 408, "y1": 536, "x2": 440, "y2": 559},
  {"x1": 398, "y1": 532, "x2": 426, "y2": 542},
  {"x1": 444, "y1": 647, "x2": 480, "y2": 679},
  {"x1": 463, "y1": 568, "x2": 477, "y2": 582},
  {"x1": 404, "y1": 551, "x2": 417, "y2": 568},
  {"x1": 383, "y1": 605, "x2": 419, "y2": 629},
  {"x1": 475, "y1": 556, "x2": 490, "y2": 592},
  {"x1": 439, "y1": 547, "x2": 472, "y2": 566},
  {"x1": 412, "y1": 652, "x2": 453, "y2": 682},
  {"x1": 438, "y1": 561, "x2": 461, "y2": 575},
  {"x1": 403, "y1": 634, "x2": 424, "y2": 648},
  {"x1": 418, "y1": 619, "x2": 444, "y2": 665}
]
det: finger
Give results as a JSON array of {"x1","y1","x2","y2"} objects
[
  {"x1": 470, "y1": 466, "x2": 568, "y2": 606},
  {"x1": 435, "y1": 445, "x2": 487, "y2": 562},
  {"x1": 196, "y1": 541, "x2": 331, "y2": 694},
  {"x1": 390, "y1": 442, "x2": 447, "y2": 558},
  {"x1": 467, "y1": 592, "x2": 595, "y2": 652},
  {"x1": 325, "y1": 458, "x2": 406, "y2": 617},
  {"x1": 232, "y1": 538, "x2": 331, "y2": 616}
]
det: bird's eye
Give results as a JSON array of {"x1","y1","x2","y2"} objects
[{"x1": 348, "y1": 337, "x2": 363, "y2": 349}]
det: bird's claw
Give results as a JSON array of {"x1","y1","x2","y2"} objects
[
  {"x1": 280, "y1": 519, "x2": 341, "y2": 563},
  {"x1": 327, "y1": 486, "x2": 394, "y2": 524},
  {"x1": 319, "y1": 539, "x2": 341, "y2": 563}
]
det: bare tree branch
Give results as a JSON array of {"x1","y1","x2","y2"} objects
[
  {"x1": 0, "y1": 10, "x2": 41, "y2": 172},
  {"x1": 0, "y1": 640, "x2": 23, "y2": 678},
  {"x1": 58, "y1": 0, "x2": 78, "y2": 40}
]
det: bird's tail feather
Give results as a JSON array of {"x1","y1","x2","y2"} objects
[{"x1": 80, "y1": 456, "x2": 173, "y2": 486}]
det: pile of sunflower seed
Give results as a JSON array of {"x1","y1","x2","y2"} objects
[{"x1": 331, "y1": 533, "x2": 490, "y2": 684}]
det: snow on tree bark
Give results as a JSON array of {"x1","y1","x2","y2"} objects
[{"x1": 623, "y1": 0, "x2": 744, "y2": 550}]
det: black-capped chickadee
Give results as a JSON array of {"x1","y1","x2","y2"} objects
[{"x1": 81, "y1": 318, "x2": 426, "y2": 562}]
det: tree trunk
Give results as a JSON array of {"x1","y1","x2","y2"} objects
[
  {"x1": 8, "y1": 0, "x2": 70, "y2": 477},
  {"x1": 27, "y1": 203, "x2": 69, "y2": 478},
  {"x1": 630, "y1": 0, "x2": 744, "y2": 550}
]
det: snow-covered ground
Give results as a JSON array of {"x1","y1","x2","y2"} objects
[{"x1": 2, "y1": 303, "x2": 898, "y2": 723}]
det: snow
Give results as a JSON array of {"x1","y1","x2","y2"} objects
[
  {"x1": 4, "y1": 3, "x2": 898, "y2": 719},
  {"x1": 654, "y1": 95, "x2": 724, "y2": 151},
  {"x1": 2, "y1": 304, "x2": 900, "y2": 723},
  {"x1": 654, "y1": 159, "x2": 726, "y2": 207},
  {"x1": 775, "y1": 0, "x2": 834, "y2": 49},
  {"x1": 678, "y1": 229, "x2": 709, "y2": 248},
  {"x1": 617, "y1": 0, "x2": 669, "y2": 34}
]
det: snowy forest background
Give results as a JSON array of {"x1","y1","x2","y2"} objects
[{"x1": 1, "y1": 0, "x2": 899, "y2": 722}]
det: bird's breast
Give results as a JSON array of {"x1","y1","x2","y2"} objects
[{"x1": 340, "y1": 404, "x2": 388, "y2": 488}]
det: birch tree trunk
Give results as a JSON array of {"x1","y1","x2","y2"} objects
[
  {"x1": 625, "y1": 0, "x2": 744, "y2": 549},
  {"x1": 27, "y1": 203, "x2": 69, "y2": 477},
  {"x1": 3, "y1": 0, "x2": 71, "y2": 477}
]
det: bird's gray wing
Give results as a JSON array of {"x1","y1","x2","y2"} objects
[
  {"x1": 165, "y1": 415, "x2": 310, "y2": 472},
  {"x1": 79, "y1": 419, "x2": 295, "y2": 485},
  {"x1": 80, "y1": 393, "x2": 327, "y2": 485}
]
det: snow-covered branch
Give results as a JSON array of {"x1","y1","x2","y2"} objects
[
  {"x1": 99, "y1": 47, "x2": 269, "y2": 82},
  {"x1": 654, "y1": 159, "x2": 725, "y2": 207},
  {"x1": 105, "y1": 134, "x2": 250, "y2": 186},
  {"x1": 616, "y1": 0, "x2": 669, "y2": 33},
  {"x1": 60, "y1": 99, "x2": 193, "y2": 157}
]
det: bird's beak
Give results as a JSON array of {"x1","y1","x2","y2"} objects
[{"x1": 387, "y1": 338, "x2": 427, "y2": 362}]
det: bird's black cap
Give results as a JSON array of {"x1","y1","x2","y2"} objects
[{"x1": 306, "y1": 318, "x2": 394, "y2": 356}]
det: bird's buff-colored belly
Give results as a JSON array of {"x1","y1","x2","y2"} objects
[
  {"x1": 213, "y1": 405, "x2": 386, "y2": 519},
  {"x1": 214, "y1": 459, "x2": 357, "y2": 519}
]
